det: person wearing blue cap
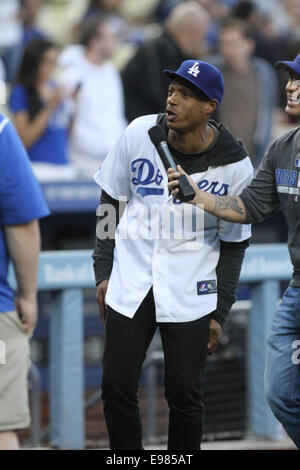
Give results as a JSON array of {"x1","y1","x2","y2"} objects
[
  {"x1": 169, "y1": 55, "x2": 300, "y2": 449},
  {"x1": 93, "y1": 59, "x2": 253, "y2": 449}
]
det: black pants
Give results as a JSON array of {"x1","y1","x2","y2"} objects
[{"x1": 101, "y1": 288, "x2": 211, "y2": 450}]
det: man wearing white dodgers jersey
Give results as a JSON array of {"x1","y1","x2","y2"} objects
[{"x1": 93, "y1": 60, "x2": 253, "y2": 450}]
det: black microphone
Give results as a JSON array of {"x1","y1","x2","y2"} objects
[{"x1": 148, "y1": 125, "x2": 195, "y2": 202}]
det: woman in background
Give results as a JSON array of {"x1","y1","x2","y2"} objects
[{"x1": 9, "y1": 37, "x2": 76, "y2": 181}]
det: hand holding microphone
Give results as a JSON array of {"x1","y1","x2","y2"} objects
[{"x1": 148, "y1": 125, "x2": 196, "y2": 202}]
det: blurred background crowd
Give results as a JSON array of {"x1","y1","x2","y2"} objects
[{"x1": 0, "y1": 0, "x2": 300, "y2": 180}]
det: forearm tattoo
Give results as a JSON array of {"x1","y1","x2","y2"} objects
[{"x1": 214, "y1": 196, "x2": 245, "y2": 216}]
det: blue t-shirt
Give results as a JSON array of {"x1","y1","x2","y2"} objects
[
  {"x1": 0, "y1": 114, "x2": 50, "y2": 313},
  {"x1": 9, "y1": 85, "x2": 70, "y2": 165}
]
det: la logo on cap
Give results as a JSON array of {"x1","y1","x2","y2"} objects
[{"x1": 188, "y1": 62, "x2": 200, "y2": 78}]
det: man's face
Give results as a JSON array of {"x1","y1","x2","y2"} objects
[
  {"x1": 101, "y1": 0, "x2": 123, "y2": 11},
  {"x1": 283, "y1": 0, "x2": 300, "y2": 18},
  {"x1": 219, "y1": 28, "x2": 254, "y2": 65},
  {"x1": 165, "y1": 79, "x2": 216, "y2": 132},
  {"x1": 92, "y1": 23, "x2": 118, "y2": 60},
  {"x1": 285, "y1": 70, "x2": 300, "y2": 118},
  {"x1": 179, "y1": 22, "x2": 208, "y2": 57},
  {"x1": 23, "y1": 0, "x2": 43, "y2": 22}
]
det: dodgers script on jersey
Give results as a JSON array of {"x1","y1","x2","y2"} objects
[{"x1": 94, "y1": 115, "x2": 252, "y2": 322}]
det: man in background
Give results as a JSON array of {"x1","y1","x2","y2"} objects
[
  {"x1": 58, "y1": 15, "x2": 127, "y2": 179},
  {"x1": 0, "y1": 114, "x2": 49, "y2": 449},
  {"x1": 121, "y1": 1, "x2": 211, "y2": 122},
  {"x1": 209, "y1": 18, "x2": 278, "y2": 170}
]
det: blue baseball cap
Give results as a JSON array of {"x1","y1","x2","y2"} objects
[
  {"x1": 276, "y1": 54, "x2": 300, "y2": 75},
  {"x1": 163, "y1": 60, "x2": 225, "y2": 104}
]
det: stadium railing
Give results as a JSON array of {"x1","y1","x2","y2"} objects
[{"x1": 8, "y1": 244, "x2": 292, "y2": 449}]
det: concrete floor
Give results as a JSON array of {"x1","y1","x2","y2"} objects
[{"x1": 25, "y1": 437, "x2": 297, "y2": 450}]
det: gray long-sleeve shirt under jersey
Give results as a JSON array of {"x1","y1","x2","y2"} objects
[{"x1": 240, "y1": 126, "x2": 300, "y2": 286}]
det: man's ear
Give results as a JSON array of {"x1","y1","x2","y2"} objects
[{"x1": 207, "y1": 99, "x2": 218, "y2": 116}]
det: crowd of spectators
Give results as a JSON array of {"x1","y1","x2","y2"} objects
[{"x1": 0, "y1": 0, "x2": 299, "y2": 180}]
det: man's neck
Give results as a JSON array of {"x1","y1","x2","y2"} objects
[{"x1": 168, "y1": 123, "x2": 215, "y2": 154}]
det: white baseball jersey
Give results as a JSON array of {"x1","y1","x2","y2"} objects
[{"x1": 94, "y1": 114, "x2": 252, "y2": 322}]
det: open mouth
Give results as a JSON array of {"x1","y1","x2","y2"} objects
[
  {"x1": 166, "y1": 108, "x2": 177, "y2": 120},
  {"x1": 287, "y1": 96, "x2": 300, "y2": 106}
]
